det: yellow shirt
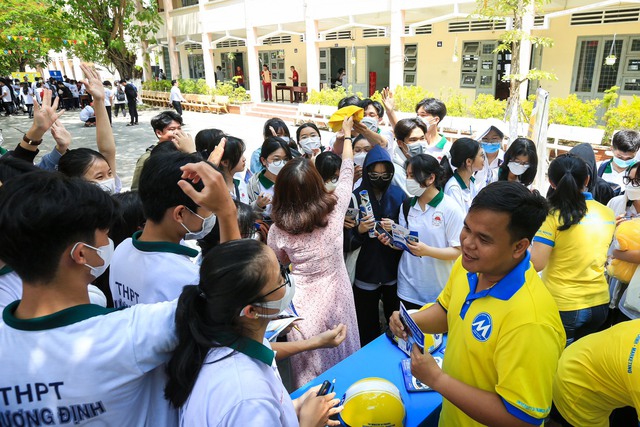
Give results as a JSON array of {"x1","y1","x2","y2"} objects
[
  {"x1": 533, "y1": 195, "x2": 615, "y2": 311},
  {"x1": 553, "y1": 320, "x2": 640, "y2": 427},
  {"x1": 436, "y1": 254, "x2": 565, "y2": 427}
]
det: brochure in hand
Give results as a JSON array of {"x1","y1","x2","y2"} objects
[
  {"x1": 265, "y1": 314, "x2": 303, "y2": 342},
  {"x1": 401, "y1": 357, "x2": 443, "y2": 392},
  {"x1": 391, "y1": 223, "x2": 419, "y2": 255},
  {"x1": 397, "y1": 302, "x2": 426, "y2": 355}
]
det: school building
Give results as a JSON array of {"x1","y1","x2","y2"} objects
[{"x1": 151, "y1": 0, "x2": 640, "y2": 105}]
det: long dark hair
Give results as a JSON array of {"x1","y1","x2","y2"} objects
[
  {"x1": 272, "y1": 157, "x2": 337, "y2": 234},
  {"x1": 164, "y1": 240, "x2": 272, "y2": 408},
  {"x1": 498, "y1": 138, "x2": 538, "y2": 186},
  {"x1": 547, "y1": 154, "x2": 589, "y2": 231},
  {"x1": 406, "y1": 154, "x2": 445, "y2": 189},
  {"x1": 441, "y1": 137, "x2": 480, "y2": 184}
]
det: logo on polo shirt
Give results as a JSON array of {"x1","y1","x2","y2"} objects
[
  {"x1": 432, "y1": 211, "x2": 443, "y2": 227},
  {"x1": 471, "y1": 312, "x2": 492, "y2": 342}
]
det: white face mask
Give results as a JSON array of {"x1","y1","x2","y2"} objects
[
  {"x1": 353, "y1": 152, "x2": 367, "y2": 168},
  {"x1": 71, "y1": 238, "x2": 114, "y2": 279},
  {"x1": 299, "y1": 136, "x2": 321, "y2": 155},
  {"x1": 406, "y1": 179, "x2": 427, "y2": 197},
  {"x1": 252, "y1": 275, "x2": 296, "y2": 319},
  {"x1": 97, "y1": 177, "x2": 116, "y2": 195},
  {"x1": 626, "y1": 185, "x2": 640, "y2": 201},
  {"x1": 325, "y1": 180, "x2": 338, "y2": 192},
  {"x1": 267, "y1": 159, "x2": 287, "y2": 176},
  {"x1": 181, "y1": 207, "x2": 217, "y2": 240},
  {"x1": 507, "y1": 162, "x2": 530, "y2": 177}
]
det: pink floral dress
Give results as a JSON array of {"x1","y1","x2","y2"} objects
[{"x1": 268, "y1": 158, "x2": 360, "y2": 388}]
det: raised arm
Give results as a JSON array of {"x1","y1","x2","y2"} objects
[{"x1": 80, "y1": 63, "x2": 117, "y2": 177}]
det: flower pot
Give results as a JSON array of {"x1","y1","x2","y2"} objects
[{"x1": 605, "y1": 55, "x2": 617, "y2": 66}]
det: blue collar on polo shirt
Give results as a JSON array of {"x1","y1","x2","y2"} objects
[
  {"x1": 131, "y1": 230, "x2": 198, "y2": 257},
  {"x1": 459, "y1": 252, "x2": 530, "y2": 319},
  {"x1": 583, "y1": 192, "x2": 593, "y2": 200}
]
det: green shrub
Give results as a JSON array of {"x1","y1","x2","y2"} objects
[
  {"x1": 306, "y1": 86, "x2": 351, "y2": 106},
  {"x1": 548, "y1": 94, "x2": 601, "y2": 128},
  {"x1": 469, "y1": 94, "x2": 506, "y2": 119},
  {"x1": 391, "y1": 85, "x2": 434, "y2": 112},
  {"x1": 604, "y1": 95, "x2": 640, "y2": 143},
  {"x1": 439, "y1": 88, "x2": 468, "y2": 117},
  {"x1": 142, "y1": 80, "x2": 171, "y2": 91}
]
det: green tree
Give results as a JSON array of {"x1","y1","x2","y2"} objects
[
  {"x1": 53, "y1": 0, "x2": 161, "y2": 79},
  {"x1": 0, "y1": 0, "x2": 73, "y2": 73},
  {"x1": 476, "y1": 0, "x2": 555, "y2": 138}
]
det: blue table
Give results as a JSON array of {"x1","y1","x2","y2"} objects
[{"x1": 291, "y1": 334, "x2": 446, "y2": 427}]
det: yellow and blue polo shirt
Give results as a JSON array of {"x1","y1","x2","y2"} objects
[
  {"x1": 553, "y1": 320, "x2": 640, "y2": 427},
  {"x1": 533, "y1": 193, "x2": 615, "y2": 311},
  {"x1": 436, "y1": 253, "x2": 565, "y2": 426}
]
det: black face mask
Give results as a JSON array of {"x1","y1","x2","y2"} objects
[{"x1": 370, "y1": 179, "x2": 389, "y2": 191}]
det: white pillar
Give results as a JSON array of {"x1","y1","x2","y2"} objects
[
  {"x1": 198, "y1": 0, "x2": 216, "y2": 88},
  {"x1": 389, "y1": 2, "x2": 405, "y2": 90},
  {"x1": 61, "y1": 50, "x2": 74, "y2": 79},
  {"x1": 72, "y1": 57, "x2": 82, "y2": 81},
  {"x1": 304, "y1": 17, "x2": 320, "y2": 92},
  {"x1": 246, "y1": 26, "x2": 261, "y2": 103},
  {"x1": 519, "y1": 4, "x2": 535, "y2": 101},
  {"x1": 164, "y1": 0, "x2": 180, "y2": 79}
]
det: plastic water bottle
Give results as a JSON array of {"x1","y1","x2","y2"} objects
[{"x1": 359, "y1": 190, "x2": 375, "y2": 238}]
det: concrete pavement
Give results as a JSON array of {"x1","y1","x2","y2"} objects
[{"x1": 0, "y1": 104, "x2": 334, "y2": 189}]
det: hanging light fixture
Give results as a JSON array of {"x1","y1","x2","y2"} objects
[{"x1": 605, "y1": 33, "x2": 617, "y2": 66}]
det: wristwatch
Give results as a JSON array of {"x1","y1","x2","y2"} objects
[{"x1": 23, "y1": 134, "x2": 43, "y2": 146}]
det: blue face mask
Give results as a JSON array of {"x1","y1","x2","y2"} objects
[
  {"x1": 482, "y1": 142, "x2": 501, "y2": 154},
  {"x1": 613, "y1": 156, "x2": 637, "y2": 169}
]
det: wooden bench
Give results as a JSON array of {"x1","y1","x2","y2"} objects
[
  {"x1": 546, "y1": 124, "x2": 605, "y2": 158},
  {"x1": 208, "y1": 95, "x2": 229, "y2": 114},
  {"x1": 182, "y1": 94, "x2": 201, "y2": 112}
]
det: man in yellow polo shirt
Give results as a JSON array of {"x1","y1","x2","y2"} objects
[
  {"x1": 390, "y1": 181, "x2": 566, "y2": 426},
  {"x1": 553, "y1": 319, "x2": 640, "y2": 427}
]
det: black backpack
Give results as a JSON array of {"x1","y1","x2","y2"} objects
[{"x1": 116, "y1": 87, "x2": 125, "y2": 101}]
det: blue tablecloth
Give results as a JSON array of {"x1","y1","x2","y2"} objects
[{"x1": 291, "y1": 333, "x2": 446, "y2": 427}]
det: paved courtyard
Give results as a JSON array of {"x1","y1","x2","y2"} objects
[{"x1": 0, "y1": 105, "x2": 333, "y2": 189}]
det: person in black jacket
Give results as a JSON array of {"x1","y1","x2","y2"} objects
[
  {"x1": 345, "y1": 144, "x2": 406, "y2": 345},
  {"x1": 120, "y1": 78, "x2": 139, "y2": 126}
]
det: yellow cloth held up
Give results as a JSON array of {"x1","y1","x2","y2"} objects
[{"x1": 328, "y1": 106, "x2": 364, "y2": 132}]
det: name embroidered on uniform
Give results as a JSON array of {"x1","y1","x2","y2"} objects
[{"x1": 471, "y1": 312, "x2": 492, "y2": 342}]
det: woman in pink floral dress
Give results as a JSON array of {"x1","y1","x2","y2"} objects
[{"x1": 268, "y1": 117, "x2": 360, "y2": 388}]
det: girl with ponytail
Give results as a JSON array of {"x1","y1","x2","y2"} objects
[
  {"x1": 442, "y1": 137, "x2": 485, "y2": 213},
  {"x1": 165, "y1": 239, "x2": 342, "y2": 425},
  {"x1": 531, "y1": 154, "x2": 616, "y2": 345}
]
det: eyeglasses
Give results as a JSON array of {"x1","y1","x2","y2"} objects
[
  {"x1": 623, "y1": 175, "x2": 640, "y2": 187},
  {"x1": 368, "y1": 172, "x2": 393, "y2": 181},
  {"x1": 251, "y1": 265, "x2": 291, "y2": 302}
]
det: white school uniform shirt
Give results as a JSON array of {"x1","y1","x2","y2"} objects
[
  {"x1": 104, "y1": 88, "x2": 112, "y2": 107},
  {"x1": 1, "y1": 86, "x2": 11, "y2": 102},
  {"x1": 79, "y1": 106, "x2": 94, "y2": 122},
  {"x1": 0, "y1": 299, "x2": 178, "y2": 426},
  {"x1": 109, "y1": 231, "x2": 199, "y2": 308},
  {"x1": 397, "y1": 192, "x2": 464, "y2": 305},
  {"x1": 170, "y1": 86, "x2": 185, "y2": 102},
  {"x1": 444, "y1": 171, "x2": 477, "y2": 214},
  {"x1": 180, "y1": 337, "x2": 298, "y2": 427},
  {"x1": 19, "y1": 88, "x2": 34, "y2": 105},
  {"x1": 474, "y1": 150, "x2": 504, "y2": 192},
  {"x1": 599, "y1": 160, "x2": 626, "y2": 193},
  {"x1": 0, "y1": 266, "x2": 107, "y2": 311}
]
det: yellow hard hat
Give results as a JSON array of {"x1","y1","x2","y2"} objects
[{"x1": 339, "y1": 377, "x2": 405, "y2": 427}]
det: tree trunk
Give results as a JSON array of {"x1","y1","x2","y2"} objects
[
  {"x1": 506, "y1": 4, "x2": 524, "y2": 144},
  {"x1": 107, "y1": 47, "x2": 136, "y2": 80}
]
